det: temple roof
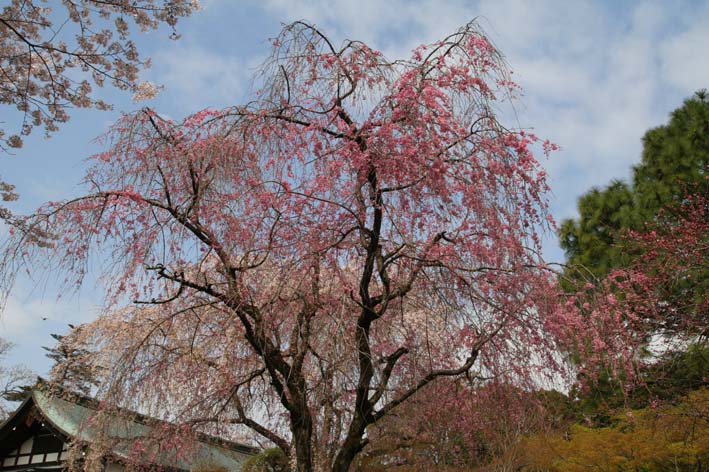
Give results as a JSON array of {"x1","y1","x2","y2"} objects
[{"x1": 0, "y1": 382, "x2": 258, "y2": 471}]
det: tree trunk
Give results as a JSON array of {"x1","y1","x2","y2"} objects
[
  {"x1": 291, "y1": 402, "x2": 315, "y2": 472},
  {"x1": 331, "y1": 431, "x2": 366, "y2": 472}
]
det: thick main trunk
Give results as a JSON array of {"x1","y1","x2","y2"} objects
[
  {"x1": 331, "y1": 437, "x2": 364, "y2": 472},
  {"x1": 291, "y1": 398, "x2": 315, "y2": 472}
]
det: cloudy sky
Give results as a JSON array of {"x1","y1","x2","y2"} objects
[{"x1": 1, "y1": 0, "x2": 707, "y2": 375}]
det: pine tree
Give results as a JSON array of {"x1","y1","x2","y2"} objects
[
  {"x1": 560, "y1": 90, "x2": 709, "y2": 286},
  {"x1": 42, "y1": 324, "x2": 99, "y2": 395}
]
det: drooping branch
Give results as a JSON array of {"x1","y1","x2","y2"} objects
[
  {"x1": 0, "y1": 20, "x2": 580, "y2": 472},
  {"x1": 372, "y1": 348, "x2": 480, "y2": 423}
]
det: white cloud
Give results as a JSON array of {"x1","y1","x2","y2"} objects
[
  {"x1": 660, "y1": 16, "x2": 709, "y2": 93},
  {"x1": 0, "y1": 287, "x2": 102, "y2": 374},
  {"x1": 0, "y1": 293, "x2": 98, "y2": 341},
  {"x1": 260, "y1": 0, "x2": 470, "y2": 58},
  {"x1": 0, "y1": 296, "x2": 41, "y2": 339},
  {"x1": 150, "y1": 45, "x2": 249, "y2": 111}
]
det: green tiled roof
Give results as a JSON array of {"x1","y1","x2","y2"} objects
[{"x1": 31, "y1": 387, "x2": 256, "y2": 471}]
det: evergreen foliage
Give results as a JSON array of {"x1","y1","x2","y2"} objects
[
  {"x1": 42, "y1": 324, "x2": 99, "y2": 395},
  {"x1": 560, "y1": 90, "x2": 709, "y2": 286}
]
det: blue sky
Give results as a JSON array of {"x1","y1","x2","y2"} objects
[{"x1": 1, "y1": 0, "x2": 707, "y2": 376}]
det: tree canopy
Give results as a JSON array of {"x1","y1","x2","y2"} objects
[
  {"x1": 0, "y1": 0, "x2": 199, "y2": 150},
  {"x1": 0, "y1": 20, "x2": 632, "y2": 472},
  {"x1": 43, "y1": 324, "x2": 101, "y2": 396},
  {"x1": 521, "y1": 388, "x2": 709, "y2": 472},
  {"x1": 560, "y1": 90, "x2": 709, "y2": 285},
  {"x1": 542, "y1": 92, "x2": 709, "y2": 472},
  {"x1": 0, "y1": 0, "x2": 199, "y2": 232}
]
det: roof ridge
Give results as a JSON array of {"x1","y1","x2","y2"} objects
[{"x1": 34, "y1": 378, "x2": 259, "y2": 455}]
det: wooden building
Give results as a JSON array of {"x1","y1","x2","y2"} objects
[{"x1": 0, "y1": 383, "x2": 257, "y2": 471}]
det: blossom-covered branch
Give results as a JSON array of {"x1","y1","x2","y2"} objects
[{"x1": 0, "y1": 21, "x2": 625, "y2": 472}]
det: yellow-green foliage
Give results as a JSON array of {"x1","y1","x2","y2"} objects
[{"x1": 521, "y1": 388, "x2": 709, "y2": 471}]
